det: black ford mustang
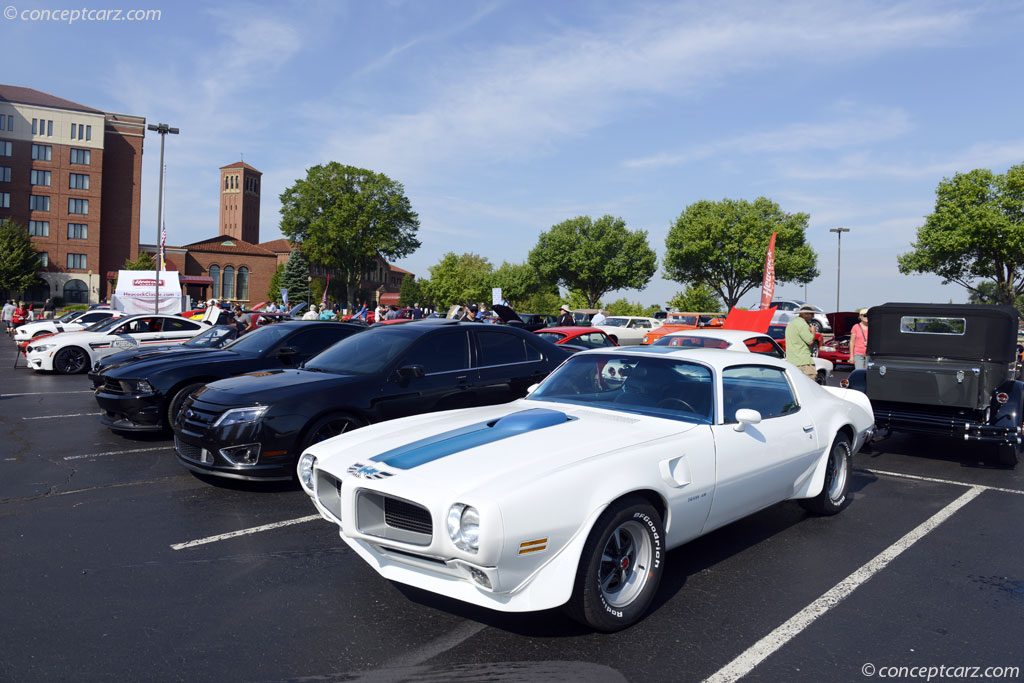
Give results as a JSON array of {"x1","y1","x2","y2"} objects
[
  {"x1": 172, "y1": 320, "x2": 573, "y2": 481},
  {"x1": 94, "y1": 321, "x2": 363, "y2": 432}
]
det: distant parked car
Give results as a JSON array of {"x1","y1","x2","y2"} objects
[
  {"x1": 593, "y1": 316, "x2": 661, "y2": 346},
  {"x1": 535, "y1": 326, "x2": 619, "y2": 349},
  {"x1": 769, "y1": 300, "x2": 832, "y2": 334},
  {"x1": 14, "y1": 309, "x2": 125, "y2": 342}
]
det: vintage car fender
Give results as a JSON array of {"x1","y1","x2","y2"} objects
[
  {"x1": 846, "y1": 368, "x2": 867, "y2": 393},
  {"x1": 790, "y1": 385, "x2": 873, "y2": 500},
  {"x1": 990, "y1": 378, "x2": 1024, "y2": 439}
]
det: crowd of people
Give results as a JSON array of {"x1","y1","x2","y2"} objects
[{"x1": 3, "y1": 298, "x2": 56, "y2": 336}]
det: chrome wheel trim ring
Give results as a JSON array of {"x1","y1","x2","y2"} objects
[{"x1": 598, "y1": 519, "x2": 653, "y2": 608}]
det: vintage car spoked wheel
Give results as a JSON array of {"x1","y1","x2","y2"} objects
[
  {"x1": 53, "y1": 347, "x2": 88, "y2": 375},
  {"x1": 800, "y1": 433, "x2": 851, "y2": 515},
  {"x1": 303, "y1": 412, "x2": 365, "y2": 450},
  {"x1": 565, "y1": 496, "x2": 665, "y2": 632}
]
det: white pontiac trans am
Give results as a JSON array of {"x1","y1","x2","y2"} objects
[
  {"x1": 24, "y1": 313, "x2": 212, "y2": 374},
  {"x1": 300, "y1": 346, "x2": 874, "y2": 631}
]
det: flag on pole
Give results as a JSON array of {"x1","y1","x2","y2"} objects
[
  {"x1": 159, "y1": 225, "x2": 167, "y2": 272},
  {"x1": 759, "y1": 232, "x2": 777, "y2": 310},
  {"x1": 321, "y1": 273, "x2": 330, "y2": 306}
]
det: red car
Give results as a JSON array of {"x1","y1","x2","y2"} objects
[
  {"x1": 534, "y1": 326, "x2": 619, "y2": 349},
  {"x1": 817, "y1": 312, "x2": 860, "y2": 366},
  {"x1": 766, "y1": 323, "x2": 824, "y2": 357}
]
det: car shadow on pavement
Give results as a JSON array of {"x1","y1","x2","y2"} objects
[
  {"x1": 187, "y1": 471, "x2": 301, "y2": 493},
  {"x1": 861, "y1": 431, "x2": 1007, "y2": 470}
]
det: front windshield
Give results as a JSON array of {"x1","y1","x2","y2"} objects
[
  {"x1": 528, "y1": 354, "x2": 714, "y2": 424},
  {"x1": 87, "y1": 316, "x2": 125, "y2": 333},
  {"x1": 221, "y1": 324, "x2": 292, "y2": 355},
  {"x1": 601, "y1": 318, "x2": 628, "y2": 327},
  {"x1": 305, "y1": 325, "x2": 419, "y2": 375},
  {"x1": 185, "y1": 326, "x2": 235, "y2": 348},
  {"x1": 58, "y1": 311, "x2": 83, "y2": 323}
]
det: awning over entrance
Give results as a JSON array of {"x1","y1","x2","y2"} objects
[{"x1": 379, "y1": 292, "x2": 400, "y2": 306}]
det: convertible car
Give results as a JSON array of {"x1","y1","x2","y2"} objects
[{"x1": 300, "y1": 346, "x2": 874, "y2": 631}]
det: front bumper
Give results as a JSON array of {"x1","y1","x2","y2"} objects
[
  {"x1": 95, "y1": 389, "x2": 165, "y2": 431},
  {"x1": 24, "y1": 352, "x2": 51, "y2": 371}
]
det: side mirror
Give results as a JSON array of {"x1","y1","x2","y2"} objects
[
  {"x1": 526, "y1": 383, "x2": 540, "y2": 395},
  {"x1": 396, "y1": 364, "x2": 425, "y2": 381},
  {"x1": 733, "y1": 409, "x2": 762, "y2": 432}
]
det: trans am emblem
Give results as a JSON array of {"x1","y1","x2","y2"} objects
[{"x1": 347, "y1": 462, "x2": 394, "y2": 480}]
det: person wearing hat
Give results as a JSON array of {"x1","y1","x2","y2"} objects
[
  {"x1": 557, "y1": 304, "x2": 575, "y2": 327},
  {"x1": 785, "y1": 303, "x2": 819, "y2": 381},
  {"x1": 849, "y1": 308, "x2": 869, "y2": 370}
]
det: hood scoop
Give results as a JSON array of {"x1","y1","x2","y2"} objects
[{"x1": 370, "y1": 408, "x2": 574, "y2": 470}]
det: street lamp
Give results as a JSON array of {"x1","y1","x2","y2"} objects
[
  {"x1": 146, "y1": 122, "x2": 179, "y2": 313},
  {"x1": 307, "y1": 275, "x2": 312, "y2": 310},
  {"x1": 829, "y1": 227, "x2": 850, "y2": 312}
]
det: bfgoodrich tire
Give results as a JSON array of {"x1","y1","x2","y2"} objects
[
  {"x1": 800, "y1": 433, "x2": 852, "y2": 515},
  {"x1": 564, "y1": 496, "x2": 665, "y2": 632}
]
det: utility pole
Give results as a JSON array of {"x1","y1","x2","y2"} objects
[
  {"x1": 829, "y1": 227, "x2": 850, "y2": 312},
  {"x1": 146, "y1": 122, "x2": 179, "y2": 313}
]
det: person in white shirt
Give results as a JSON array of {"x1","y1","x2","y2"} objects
[
  {"x1": 302, "y1": 305, "x2": 320, "y2": 321},
  {"x1": 591, "y1": 310, "x2": 608, "y2": 326},
  {"x1": 2, "y1": 299, "x2": 14, "y2": 336}
]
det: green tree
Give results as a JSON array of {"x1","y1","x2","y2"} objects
[
  {"x1": 491, "y1": 261, "x2": 545, "y2": 309},
  {"x1": 663, "y1": 197, "x2": 819, "y2": 310},
  {"x1": 668, "y1": 283, "x2": 723, "y2": 312},
  {"x1": 0, "y1": 220, "x2": 40, "y2": 297},
  {"x1": 279, "y1": 163, "x2": 421, "y2": 310},
  {"x1": 267, "y1": 263, "x2": 285, "y2": 302},
  {"x1": 966, "y1": 280, "x2": 1024, "y2": 315},
  {"x1": 528, "y1": 215, "x2": 658, "y2": 307},
  {"x1": 898, "y1": 164, "x2": 1024, "y2": 305},
  {"x1": 426, "y1": 252, "x2": 493, "y2": 307},
  {"x1": 398, "y1": 274, "x2": 422, "y2": 306},
  {"x1": 123, "y1": 252, "x2": 156, "y2": 270},
  {"x1": 605, "y1": 298, "x2": 654, "y2": 316},
  {"x1": 520, "y1": 290, "x2": 562, "y2": 315},
  {"x1": 563, "y1": 288, "x2": 593, "y2": 310},
  {"x1": 280, "y1": 248, "x2": 311, "y2": 304}
]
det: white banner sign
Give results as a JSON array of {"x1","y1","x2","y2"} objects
[{"x1": 111, "y1": 270, "x2": 182, "y2": 315}]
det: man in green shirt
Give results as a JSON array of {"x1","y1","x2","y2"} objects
[{"x1": 785, "y1": 304, "x2": 818, "y2": 381}]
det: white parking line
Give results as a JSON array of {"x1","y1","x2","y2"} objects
[
  {"x1": 863, "y1": 467, "x2": 1024, "y2": 495},
  {"x1": 1, "y1": 390, "x2": 94, "y2": 397},
  {"x1": 63, "y1": 446, "x2": 173, "y2": 461},
  {"x1": 23, "y1": 412, "x2": 102, "y2": 420},
  {"x1": 170, "y1": 515, "x2": 322, "y2": 550},
  {"x1": 704, "y1": 486, "x2": 984, "y2": 683}
]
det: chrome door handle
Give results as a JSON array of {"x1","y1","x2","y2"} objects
[{"x1": 803, "y1": 425, "x2": 815, "y2": 432}]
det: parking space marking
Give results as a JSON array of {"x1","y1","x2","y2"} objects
[
  {"x1": 23, "y1": 412, "x2": 102, "y2": 420},
  {"x1": 704, "y1": 486, "x2": 984, "y2": 683},
  {"x1": 862, "y1": 467, "x2": 1024, "y2": 495},
  {"x1": 63, "y1": 446, "x2": 173, "y2": 461},
  {"x1": 0, "y1": 390, "x2": 94, "y2": 397},
  {"x1": 171, "y1": 515, "x2": 322, "y2": 550}
]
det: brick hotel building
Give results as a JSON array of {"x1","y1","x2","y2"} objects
[{"x1": 0, "y1": 84, "x2": 144, "y2": 303}]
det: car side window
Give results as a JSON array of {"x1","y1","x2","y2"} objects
[
  {"x1": 721, "y1": 365, "x2": 799, "y2": 423},
  {"x1": 287, "y1": 326, "x2": 355, "y2": 354},
  {"x1": 580, "y1": 332, "x2": 613, "y2": 348},
  {"x1": 163, "y1": 318, "x2": 200, "y2": 332},
  {"x1": 401, "y1": 331, "x2": 470, "y2": 374},
  {"x1": 744, "y1": 336, "x2": 784, "y2": 359},
  {"x1": 476, "y1": 329, "x2": 531, "y2": 366},
  {"x1": 81, "y1": 312, "x2": 108, "y2": 323}
]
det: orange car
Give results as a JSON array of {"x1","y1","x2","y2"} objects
[{"x1": 641, "y1": 312, "x2": 722, "y2": 344}]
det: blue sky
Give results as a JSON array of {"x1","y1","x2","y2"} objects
[{"x1": 4, "y1": 0, "x2": 1024, "y2": 310}]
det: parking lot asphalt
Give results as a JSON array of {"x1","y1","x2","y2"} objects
[{"x1": 1, "y1": 341, "x2": 1021, "y2": 682}]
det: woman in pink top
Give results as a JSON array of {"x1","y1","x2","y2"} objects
[{"x1": 849, "y1": 308, "x2": 869, "y2": 369}]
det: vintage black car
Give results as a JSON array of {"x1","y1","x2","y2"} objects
[
  {"x1": 172, "y1": 320, "x2": 574, "y2": 481},
  {"x1": 88, "y1": 325, "x2": 241, "y2": 386},
  {"x1": 846, "y1": 303, "x2": 1021, "y2": 467},
  {"x1": 94, "y1": 321, "x2": 363, "y2": 432}
]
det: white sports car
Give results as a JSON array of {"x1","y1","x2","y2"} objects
[
  {"x1": 13, "y1": 309, "x2": 124, "y2": 342},
  {"x1": 593, "y1": 316, "x2": 662, "y2": 346},
  {"x1": 24, "y1": 313, "x2": 212, "y2": 374},
  {"x1": 300, "y1": 346, "x2": 874, "y2": 631},
  {"x1": 652, "y1": 328, "x2": 834, "y2": 384}
]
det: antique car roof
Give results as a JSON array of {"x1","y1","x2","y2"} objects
[{"x1": 868, "y1": 302, "x2": 1019, "y2": 362}]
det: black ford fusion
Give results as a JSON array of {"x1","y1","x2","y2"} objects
[
  {"x1": 172, "y1": 320, "x2": 573, "y2": 481},
  {"x1": 95, "y1": 321, "x2": 363, "y2": 432},
  {"x1": 89, "y1": 325, "x2": 241, "y2": 388}
]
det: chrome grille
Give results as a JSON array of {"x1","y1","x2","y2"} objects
[
  {"x1": 174, "y1": 435, "x2": 212, "y2": 464},
  {"x1": 384, "y1": 497, "x2": 432, "y2": 535}
]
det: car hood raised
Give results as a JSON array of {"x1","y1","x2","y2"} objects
[
  {"x1": 311, "y1": 399, "x2": 702, "y2": 500},
  {"x1": 197, "y1": 368, "x2": 361, "y2": 405}
]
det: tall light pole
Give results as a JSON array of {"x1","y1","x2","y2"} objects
[
  {"x1": 829, "y1": 227, "x2": 850, "y2": 312},
  {"x1": 146, "y1": 122, "x2": 179, "y2": 313}
]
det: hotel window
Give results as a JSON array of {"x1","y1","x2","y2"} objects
[
  {"x1": 68, "y1": 223, "x2": 87, "y2": 239},
  {"x1": 32, "y1": 119, "x2": 53, "y2": 136},
  {"x1": 68, "y1": 198, "x2": 88, "y2": 215},
  {"x1": 71, "y1": 124, "x2": 76, "y2": 139},
  {"x1": 38, "y1": 252, "x2": 48, "y2": 267},
  {"x1": 32, "y1": 119, "x2": 37, "y2": 134},
  {"x1": 0, "y1": 141, "x2": 12, "y2": 156},
  {"x1": 29, "y1": 195, "x2": 50, "y2": 211},
  {"x1": 47, "y1": 120, "x2": 53, "y2": 136},
  {"x1": 67, "y1": 253, "x2": 87, "y2": 269},
  {"x1": 70, "y1": 148, "x2": 90, "y2": 165},
  {"x1": 69, "y1": 173, "x2": 90, "y2": 190},
  {"x1": 210, "y1": 265, "x2": 221, "y2": 298},
  {"x1": 31, "y1": 144, "x2": 52, "y2": 161},
  {"x1": 0, "y1": 192, "x2": 9, "y2": 208},
  {"x1": 29, "y1": 221, "x2": 49, "y2": 237},
  {"x1": 0, "y1": 166, "x2": 10, "y2": 182},
  {"x1": 236, "y1": 267, "x2": 249, "y2": 300},
  {"x1": 222, "y1": 266, "x2": 235, "y2": 299},
  {"x1": 0, "y1": 114, "x2": 10, "y2": 130},
  {"x1": 30, "y1": 170, "x2": 51, "y2": 186}
]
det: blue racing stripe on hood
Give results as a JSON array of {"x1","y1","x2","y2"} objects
[{"x1": 370, "y1": 408, "x2": 574, "y2": 470}]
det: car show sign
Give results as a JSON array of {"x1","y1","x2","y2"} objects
[
  {"x1": 759, "y1": 231, "x2": 777, "y2": 310},
  {"x1": 111, "y1": 270, "x2": 182, "y2": 315}
]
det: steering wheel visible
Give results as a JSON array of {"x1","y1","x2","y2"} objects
[{"x1": 656, "y1": 398, "x2": 695, "y2": 413}]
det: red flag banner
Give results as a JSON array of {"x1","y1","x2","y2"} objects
[{"x1": 759, "y1": 232, "x2": 777, "y2": 310}]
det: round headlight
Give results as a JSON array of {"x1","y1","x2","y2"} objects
[
  {"x1": 298, "y1": 453, "x2": 316, "y2": 493},
  {"x1": 447, "y1": 503, "x2": 479, "y2": 553}
]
